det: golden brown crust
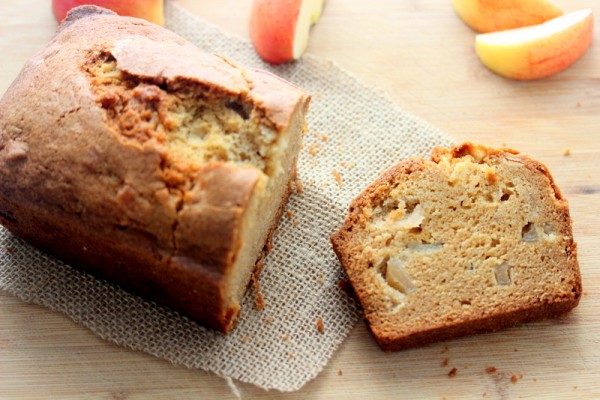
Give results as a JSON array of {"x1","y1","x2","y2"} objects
[
  {"x1": 0, "y1": 7, "x2": 309, "y2": 331},
  {"x1": 331, "y1": 143, "x2": 581, "y2": 351}
]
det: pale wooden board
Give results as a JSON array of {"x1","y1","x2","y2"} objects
[{"x1": 1, "y1": 0, "x2": 599, "y2": 398}]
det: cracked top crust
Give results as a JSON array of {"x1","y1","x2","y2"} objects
[{"x1": 0, "y1": 6, "x2": 299, "y2": 267}]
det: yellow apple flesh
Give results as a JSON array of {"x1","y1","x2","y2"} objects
[
  {"x1": 476, "y1": 9, "x2": 594, "y2": 80},
  {"x1": 250, "y1": 0, "x2": 326, "y2": 64},
  {"x1": 52, "y1": 0, "x2": 164, "y2": 25},
  {"x1": 452, "y1": 0, "x2": 563, "y2": 33}
]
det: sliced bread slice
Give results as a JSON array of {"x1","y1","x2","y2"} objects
[{"x1": 331, "y1": 143, "x2": 581, "y2": 351}]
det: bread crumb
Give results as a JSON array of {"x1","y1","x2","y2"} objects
[
  {"x1": 564, "y1": 148, "x2": 571, "y2": 156},
  {"x1": 287, "y1": 353, "x2": 296, "y2": 359},
  {"x1": 337, "y1": 370, "x2": 343, "y2": 376},
  {"x1": 309, "y1": 146, "x2": 318, "y2": 156},
  {"x1": 448, "y1": 368, "x2": 457, "y2": 377},
  {"x1": 340, "y1": 161, "x2": 346, "y2": 167},
  {"x1": 441, "y1": 346, "x2": 449, "y2": 354},
  {"x1": 286, "y1": 210, "x2": 295, "y2": 218},
  {"x1": 485, "y1": 366, "x2": 497, "y2": 374},
  {"x1": 482, "y1": 393, "x2": 487, "y2": 397},
  {"x1": 292, "y1": 220, "x2": 300, "y2": 227},
  {"x1": 317, "y1": 273, "x2": 325, "y2": 285},
  {"x1": 576, "y1": 102, "x2": 581, "y2": 108},
  {"x1": 348, "y1": 162, "x2": 356, "y2": 169},
  {"x1": 264, "y1": 316, "x2": 273, "y2": 325},
  {"x1": 254, "y1": 288, "x2": 265, "y2": 311},
  {"x1": 281, "y1": 334, "x2": 289, "y2": 341},
  {"x1": 5, "y1": 246, "x2": 15, "y2": 254},
  {"x1": 322, "y1": 134, "x2": 329, "y2": 142},
  {"x1": 510, "y1": 374, "x2": 520, "y2": 383},
  {"x1": 252, "y1": 260, "x2": 265, "y2": 311},
  {"x1": 241, "y1": 335, "x2": 250, "y2": 343},
  {"x1": 296, "y1": 179, "x2": 304, "y2": 193},
  {"x1": 317, "y1": 318, "x2": 325, "y2": 333},
  {"x1": 441, "y1": 358, "x2": 449, "y2": 367},
  {"x1": 332, "y1": 169, "x2": 343, "y2": 187}
]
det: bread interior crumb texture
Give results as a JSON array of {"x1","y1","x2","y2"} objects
[
  {"x1": 356, "y1": 147, "x2": 578, "y2": 331},
  {"x1": 86, "y1": 53, "x2": 302, "y2": 326}
]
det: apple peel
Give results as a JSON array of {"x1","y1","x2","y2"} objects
[
  {"x1": 452, "y1": 0, "x2": 564, "y2": 33},
  {"x1": 250, "y1": 0, "x2": 326, "y2": 65},
  {"x1": 52, "y1": 0, "x2": 164, "y2": 26},
  {"x1": 475, "y1": 9, "x2": 594, "y2": 80}
]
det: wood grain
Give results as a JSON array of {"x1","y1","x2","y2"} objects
[{"x1": 1, "y1": 0, "x2": 599, "y2": 398}]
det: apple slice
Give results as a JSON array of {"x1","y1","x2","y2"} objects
[
  {"x1": 452, "y1": 0, "x2": 563, "y2": 33},
  {"x1": 52, "y1": 0, "x2": 164, "y2": 25},
  {"x1": 250, "y1": 0, "x2": 326, "y2": 64},
  {"x1": 476, "y1": 9, "x2": 594, "y2": 80}
]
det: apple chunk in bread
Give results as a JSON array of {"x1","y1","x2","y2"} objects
[
  {"x1": 250, "y1": 0, "x2": 326, "y2": 64},
  {"x1": 476, "y1": 9, "x2": 594, "y2": 80}
]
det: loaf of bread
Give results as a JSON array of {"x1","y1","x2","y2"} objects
[
  {"x1": 0, "y1": 6, "x2": 310, "y2": 332},
  {"x1": 331, "y1": 143, "x2": 581, "y2": 351}
]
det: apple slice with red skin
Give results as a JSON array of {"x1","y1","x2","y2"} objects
[
  {"x1": 250, "y1": 0, "x2": 326, "y2": 64},
  {"x1": 452, "y1": 0, "x2": 563, "y2": 33},
  {"x1": 52, "y1": 0, "x2": 164, "y2": 25},
  {"x1": 476, "y1": 9, "x2": 594, "y2": 80}
]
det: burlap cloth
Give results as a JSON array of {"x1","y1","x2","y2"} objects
[{"x1": 0, "y1": 3, "x2": 453, "y2": 393}]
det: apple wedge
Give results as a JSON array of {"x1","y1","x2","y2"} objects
[
  {"x1": 452, "y1": 0, "x2": 563, "y2": 33},
  {"x1": 250, "y1": 0, "x2": 326, "y2": 64},
  {"x1": 52, "y1": 0, "x2": 164, "y2": 25},
  {"x1": 476, "y1": 9, "x2": 594, "y2": 80}
]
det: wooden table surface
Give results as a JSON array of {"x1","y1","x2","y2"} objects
[{"x1": 1, "y1": 0, "x2": 599, "y2": 398}]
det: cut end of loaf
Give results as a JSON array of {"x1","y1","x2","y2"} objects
[
  {"x1": 332, "y1": 143, "x2": 581, "y2": 351},
  {"x1": 82, "y1": 50, "x2": 306, "y2": 331},
  {"x1": 85, "y1": 52, "x2": 283, "y2": 175}
]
